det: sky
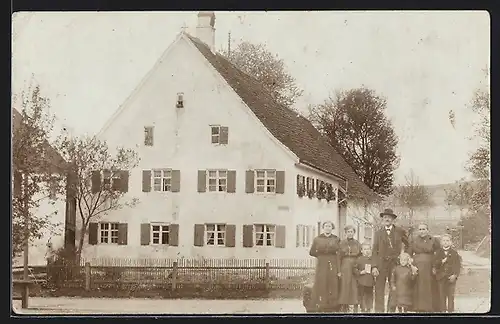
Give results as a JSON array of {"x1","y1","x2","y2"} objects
[{"x1": 12, "y1": 11, "x2": 490, "y2": 186}]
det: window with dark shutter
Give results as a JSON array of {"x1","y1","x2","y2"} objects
[
  {"x1": 227, "y1": 170, "x2": 236, "y2": 193},
  {"x1": 140, "y1": 223, "x2": 150, "y2": 245},
  {"x1": 171, "y1": 170, "x2": 181, "y2": 192},
  {"x1": 219, "y1": 126, "x2": 229, "y2": 144},
  {"x1": 118, "y1": 223, "x2": 128, "y2": 245},
  {"x1": 225, "y1": 224, "x2": 236, "y2": 247},
  {"x1": 197, "y1": 170, "x2": 207, "y2": 192},
  {"x1": 170, "y1": 224, "x2": 180, "y2": 246},
  {"x1": 88, "y1": 222, "x2": 98, "y2": 245}
]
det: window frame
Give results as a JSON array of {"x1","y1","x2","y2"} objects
[
  {"x1": 254, "y1": 169, "x2": 276, "y2": 194},
  {"x1": 176, "y1": 92, "x2": 184, "y2": 108},
  {"x1": 205, "y1": 223, "x2": 227, "y2": 247},
  {"x1": 152, "y1": 169, "x2": 173, "y2": 192},
  {"x1": 254, "y1": 224, "x2": 276, "y2": 247},
  {"x1": 102, "y1": 170, "x2": 121, "y2": 190},
  {"x1": 98, "y1": 222, "x2": 120, "y2": 244},
  {"x1": 210, "y1": 125, "x2": 221, "y2": 144},
  {"x1": 150, "y1": 223, "x2": 170, "y2": 245},
  {"x1": 207, "y1": 169, "x2": 228, "y2": 192}
]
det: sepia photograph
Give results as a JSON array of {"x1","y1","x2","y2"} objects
[{"x1": 11, "y1": 10, "x2": 490, "y2": 315}]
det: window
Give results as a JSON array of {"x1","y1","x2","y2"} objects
[
  {"x1": 153, "y1": 169, "x2": 172, "y2": 192},
  {"x1": 206, "y1": 224, "x2": 226, "y2": 246},
  {"x1": 207, "y1": 170, "x2": 227, "y2": 192},
  {"x1": 176, "y1": 92, "x2": 184, "y2": 108},
  {"x1": 255, "y1": 170, "x2": 276, "y2": 193},
  {"x1": 99, "y1": 223, "x2": 119, "y2": 244},
  {"x1": 102, "y1": 170, "x2": 112, "y2": 188},
  {"x1": 210, "y1": 125, "x2": 229, "y2": 144},
  {"x1": 254, "y1": 224, "x2": 276, "y2": 246},
  {"x1": 296, "y1": 225, "x2": 315, "y2": 247},
  {"x1": 144, "y1": 126, "x2": 154, "y2": 146},
  {"x1": 211, "y1": 126, "x2": 221, "y2": 144},
  {"x1": 151, "y1": 224, "x2": 170, "y2": 245}
]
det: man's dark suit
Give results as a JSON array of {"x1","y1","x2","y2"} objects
[{"x1": 372, "y1": 225, "x2": 409, "y2": 313}]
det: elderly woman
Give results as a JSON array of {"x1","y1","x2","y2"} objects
[
  {"x1": 408, "y1": 223, "x2": 441, "y2": 312},
  {"x1": 338, "y1": 225, "x2": 362, "y2": 312},
  {"x1": 309, "y1": 221, "x2": 342, "y2": 312}
]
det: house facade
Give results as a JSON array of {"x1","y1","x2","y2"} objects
[
  {"x1": 12, "y1": 108, "x2": 70, "y2": 266},
  {"x1": 77, "y1": 12, "x2": 377, "y2": 261}
]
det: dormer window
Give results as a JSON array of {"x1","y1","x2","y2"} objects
[{"x1": 176, "y1": 92, "x2": 184, "y2": 108}]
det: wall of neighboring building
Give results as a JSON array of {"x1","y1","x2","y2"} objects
[
  {"x1": 78, "y1": 36, "x2": 314, "y2": 262},
  {"x1": 292, "y1": 165, "x2": 340, "y2": 256},
  {"x1": 13, "y1": 180, "x2": 66, "y2": 267}
]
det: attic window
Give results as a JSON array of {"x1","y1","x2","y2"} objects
[{"x1": 176, "y1": 93, "x2": 184, "y2": 108}]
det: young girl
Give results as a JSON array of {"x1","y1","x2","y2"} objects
[{"x1": 390, "y1": 252, "x2": 418, "y2": 313}]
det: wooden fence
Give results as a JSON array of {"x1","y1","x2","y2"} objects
[{"x1": 45, "y1": 258, "x2": 317, "y2": 293}]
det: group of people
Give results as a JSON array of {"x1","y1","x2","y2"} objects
[{"x1": 308, "y1": 208, "x2": 462, "y2": 313}]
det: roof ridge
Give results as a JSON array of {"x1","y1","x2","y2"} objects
[
  {"x1": 185, "y1": 33, "x2": 302, "y2": 118},
  {"x1": 186, "y1": 32, "x2": 378, "y2": 202}
]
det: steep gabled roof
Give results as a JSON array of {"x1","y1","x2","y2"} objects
[
  {"x1": 185, "y1": 34, "x2": 378, "y2": 202},
  {"x1": 12, "y1": 108, "x2": 67, "y2": 174}
]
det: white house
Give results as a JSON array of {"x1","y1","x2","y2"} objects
[
  {"x1": 78, "y1": 12, "x2": 378, "y2": 261},
  {"x1": 12, "y1": 108, "x2": 68, "y2": 266}
]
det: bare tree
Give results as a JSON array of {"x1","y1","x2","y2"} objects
[
  {"x1": 55, "y1": 135, "x2": 139, "y2": 263},
  {"x1": 221, "y1": 41, "x2": 303, "y2": 108},
  {"x1": 394, "y1": 170, "x2": 433, "y2": 226},
  {"x1": 12, "y1": 82, "x2": 65, "y2": 257},
  {"x1": 308, "y1": 87, "x2": 399, "y2": 196}
]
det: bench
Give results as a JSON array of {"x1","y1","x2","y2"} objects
[{"x1": 12, "y1": 279, "x2": 36, "y2": 309}]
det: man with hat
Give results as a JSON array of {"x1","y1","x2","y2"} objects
[{"x1": 372, "y1": 208, "x2": 409, "y2": 313}]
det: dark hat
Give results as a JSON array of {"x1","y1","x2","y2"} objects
[{"x1": 380, "y1": 208, "x2": 397, "y2": 219}]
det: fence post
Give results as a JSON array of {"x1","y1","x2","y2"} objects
[
  {"x1": 265, "y1": 262, "x2": 270, "y2": 290},
  {"x1": 172, "y1": 261, "x2": 178, "y2": 291},
  {"x1": 85, "y1": 262, "x2": 91, "y2": 291}
]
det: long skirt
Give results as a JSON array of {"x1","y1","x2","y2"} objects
[
  {"x1": 338, "y1": 256, "x2": 359, "y2": 305},
  {"x1": 311, "y1": 255, "x2": 341, "y2": 312},
  {"x1": 412, "y1": 253, "x2": 436, "y2": 312}
]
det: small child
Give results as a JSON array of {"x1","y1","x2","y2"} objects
[
  {"x1": 433, "y1": 234, "x2": 462, "y2": 313},
  {"x1": 390, "y1": 252, "x2": 418, "y2": 313},
  {"x1": 353, "y1": 242, "x2": 377, "y2": 313}
]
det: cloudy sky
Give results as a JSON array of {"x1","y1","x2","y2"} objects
[{"x1": 12, "y1": 11, "x2": 489, "y2": 185}]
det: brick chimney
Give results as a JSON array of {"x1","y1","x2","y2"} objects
[{"x1": 196, "y1": 11, "x2": 216, "y2": 52}]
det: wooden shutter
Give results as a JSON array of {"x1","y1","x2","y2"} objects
[
  {"x1": 142, "y1": 170, "x2": 151, "y2": 192},
  {"x1": 88, "y1": 222, "x2": 98, "y2": 245},
  {"x1": 242, "y1": 225, "x2": 254, "y2": 247},
  {"x1": 120, "y1": 170, "x2": 129, "y2": 193},
  {"x1": 13, "y1": 171, "x2": 22, "y2": 197},
  {"x1": 197, "y1": 170, "x2": 207, "y2": 193},
  {"x1": 219, "y1": 126, "x2": 229, "y2": 144},
  {"x1": 171, "y1": 170, "x2": 181, "y2": 192},
  {"x1": 276, "y1": 225, "x2": 286, "y2": 248},
  {"x1": 91, "y1": 171, "x2": 101, "y2": 193},
  {"x1": 276, "y1": 171, "x2": 285, "y2": 194},
  {"x1": 296, "y1": 225, "x2": 301, "y2": 247},
  {"x1": 118, "y1": 223, "x2": 128, "y2": 245},
  {"x1": 140, "y1": 223, "x2": 150, "y2": 245},
  {"x1": 296, "y1": 175, "x2": 300, "y2": 195},
  {"x1": 112, "y1": 172, "x2": 121, "y2": 191},
  {"x1": 245, "y1": 170, "x2": 255, "y2": 193},
  {"x1": 170, "y1": 224, "x2": 179, "y2": 246},
  {"x1": 225, "y1": 224, "x2": 236, "y2": 247},
  {"x1": 227, "y1": 170, "x2": 236, "y2": 193},
  {"x1": 194, "y1": 224, "x2": 205, "y2": 246}
]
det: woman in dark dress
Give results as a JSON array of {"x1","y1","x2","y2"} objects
[
  {"x1": 338, "y1": 225, "x2": 362, "y2": 312},
  {"x1": 309, "y1": 221, "x2": 342, "y2": 312},
  {"x1": 408, "y1": 223, "x2": 441, "y2": 312}
]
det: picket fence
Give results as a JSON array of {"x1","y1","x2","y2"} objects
[{"x1": 46, "y1": 258, "x2": 317, "y2": 292}]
